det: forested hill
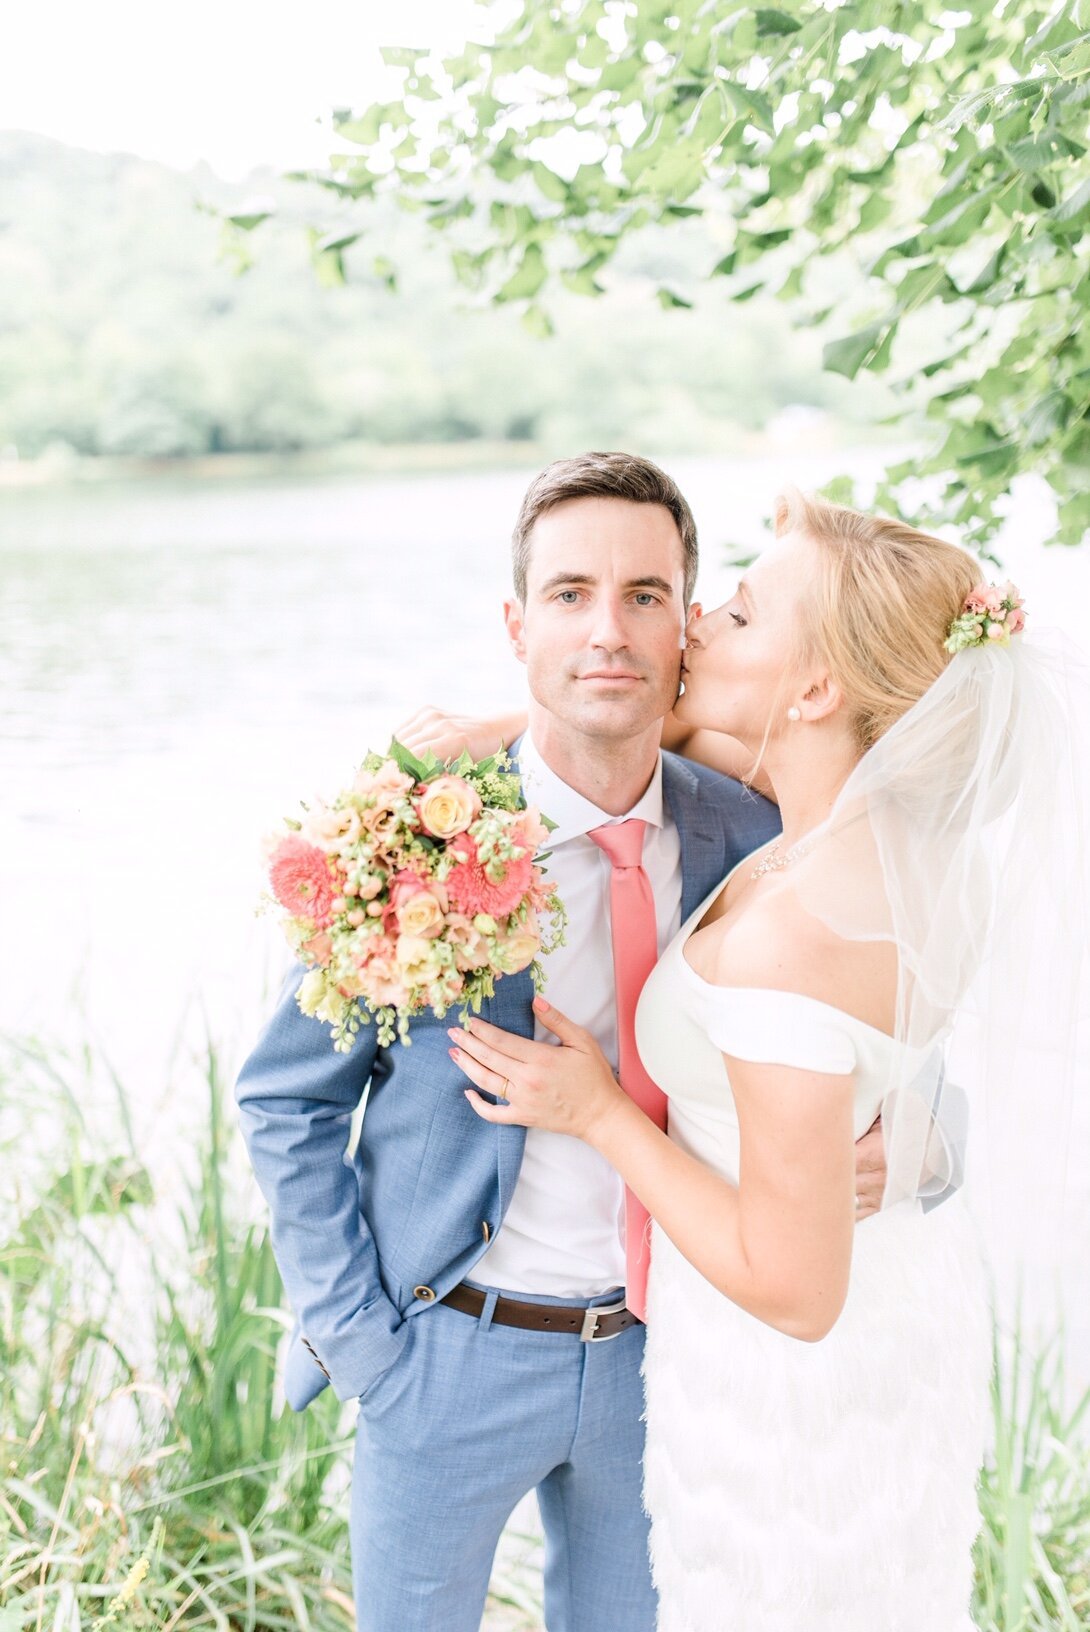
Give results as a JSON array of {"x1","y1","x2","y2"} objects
[{"x1": 0, "y1": 131, "x2": 885, "y2": 462}]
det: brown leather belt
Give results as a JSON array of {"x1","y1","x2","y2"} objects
[{"x1": 440, "y1": 1282, "x2": 640, "y2": 1342}]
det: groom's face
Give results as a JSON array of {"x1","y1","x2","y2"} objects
[{"x1": 504, "y1": 496, "x2": 689, "y2": 742}]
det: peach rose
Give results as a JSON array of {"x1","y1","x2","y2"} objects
[
  {"x1": 395, "y1": 933, "x2": 440, "y2": 984},
  {"x1": 493, "y1": 924, "x2": 540, "y2": 975},
  {"x1": 416, "y1": 776, "x2": 482, "y2": 839},
  {"x1": 396, "y1": 889, "x2": 446, "y2": 938}
]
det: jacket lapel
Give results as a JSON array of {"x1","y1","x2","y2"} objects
[{"x1": 662, "y1": 754, "x2": 724, "y2": 920}]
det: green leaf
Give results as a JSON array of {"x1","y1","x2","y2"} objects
[
  {"x1": 533, "y1": 162, "x2": 569, "y2": 203},
  {"x1": 722, "y1": 83, "x2": 775, "y2": 135},
  {"x1": 657, "y1": 287, "x2": 693, "y2": 309},
  {"x1": 961, "y1": 244, "x2": 1007, "y2": 295},
  {"x1": 755, "y1": 8, "x2": 803, "y2": 36},
  {"x1": 314, "y1": 229, "x2": 361, "y2": 256},
  {"x1": 497, "y1": 244, "x2": 548, "y2": 302},
  {"x1": 823, "y1": 322, "x2": 886, "y2": 380},
  {"x1": 373, "y1": 255, "x2": 398, "y2": 291},
  {"x1": 386, "y1": 738, "x2": 431, "y2": 781},
  {"x1": 226, "y1": 209, "x2": 273, "y2": 232},
  {"x1": 1054, "y1": 175, "x2": 1090, "y2": 224},
  {"x1": 1022, "y1": 390, "x2": 1072, "y2": 446},
  {"x1": 521, "y1": 304, "x2": 555, "y2": 338},
  {"x1": 1043, "y1": 31, "x2": 1090, "y2": 79},
  {"x1": 1008, "y1": 131, "x2": 1062, "y2": 172},
  {"x1": 380, "y1": 45, "x2": 420, "y2": 70}
]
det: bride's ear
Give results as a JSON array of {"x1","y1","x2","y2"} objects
[
  {"x1": 504, "y1": 598, "x2": 528, "y2": 663},
  {"x1": 798, "y1": 671, "x2": 843, "y2": 724}
]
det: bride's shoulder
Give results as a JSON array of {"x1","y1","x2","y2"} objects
[{"x1": 697, "y1": 888, "x2": 897, "y2": 1033}]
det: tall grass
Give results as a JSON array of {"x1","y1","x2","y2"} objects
[{"x1": 0, "y1": 1033, "x2": 1086, "y2": 1630}]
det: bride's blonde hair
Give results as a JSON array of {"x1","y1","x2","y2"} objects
[{"x1": 775, "y1": 489, "x2": 980, "y2": 752}]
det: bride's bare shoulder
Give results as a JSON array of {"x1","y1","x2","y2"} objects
[{"x1": 695, "y1": 886, "x2": 897, "y2": 1035}]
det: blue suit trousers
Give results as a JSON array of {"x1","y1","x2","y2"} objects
[{"x1": 350, "y1": 1283, "x2": 656, "y2": 1632}]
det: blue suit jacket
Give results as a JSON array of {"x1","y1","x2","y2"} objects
[{"x1": 235, "y1": 752, "x2": 781, "y2": 1410}]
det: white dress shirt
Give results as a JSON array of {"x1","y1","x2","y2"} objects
[{"x1": 473, "y1": 732, "x2": 684, "y2": 1297}]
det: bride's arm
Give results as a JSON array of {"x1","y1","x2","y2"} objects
[
  {"x1": 450, "y1": 989, "x2": 857, "y2": 1342},
  {"x1": 393, "y1": 705, "x2": 527, "y2": 763},
  {"x1": 395, "y1": 702, "x2": 777, "y2": 800}
]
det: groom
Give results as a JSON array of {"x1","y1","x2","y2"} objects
[{"x1": 236, "y1": 452, "x2": 884, "y2": 1632}]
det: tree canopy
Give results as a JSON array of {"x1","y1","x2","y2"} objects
[{"x1": 307, "y1": 0, "x2": 1090, "y2": 551}]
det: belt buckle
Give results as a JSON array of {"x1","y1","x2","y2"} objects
[{"x1": 580, "y1": 1296, "x2": 628, "y2": 1342}]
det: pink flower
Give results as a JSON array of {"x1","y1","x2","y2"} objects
[
  {"x1": 513, "y1": 806, "x2": 550, "y2": 852},
  {"x1": 445, "y1": 833, "x2": 534, "y2": 918},
  {"x1": 444, "y1": 911, "x2": 492, "y2": 971},
  {"x1": 353, "y1": 759, "x2": 415, "y2": 803},
  {"x1": 1006, "y1": 607, "x2": 1026, "y2": 635},
  {"x1": 359, "y1": 951, "x2": 409, "y2": 1009},
  {"x1": 302, "y1": 930, "x2": 333, "y2": 964},
  {"x1": 269, "y1": 836, "x2": 336, "y2": 925},
  {"x1": 987, "y1": 620, "x2": 1007, "y2": 640}
]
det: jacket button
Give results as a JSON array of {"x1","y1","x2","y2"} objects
[
  {"x1": 413, "y1": 1284, "x2": 437, "y2": 1302},
  {"x1": 481, "y1": 1221, "x2": 492, "y2": 1244}
]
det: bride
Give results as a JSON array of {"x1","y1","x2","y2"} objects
[{"x1": 409, "y1": 491, "x2": 1087, "y2": 1628}]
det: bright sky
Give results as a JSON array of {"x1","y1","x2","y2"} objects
[{"x1": 2, "y1": 0, "x2": 484, "y2": 178}]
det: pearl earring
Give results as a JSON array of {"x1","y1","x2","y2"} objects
[{"x1": 787, "y1": 706, "x2": 801, "y2": 722}]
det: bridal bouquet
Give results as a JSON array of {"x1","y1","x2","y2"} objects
[{"x1": 263, "y1": 743, "x2": 566, "y2": 1051}]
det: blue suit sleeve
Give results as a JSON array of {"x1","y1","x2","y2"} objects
[{"x1": 235, "y1": 961, "x2": 408, "y2": 1401}]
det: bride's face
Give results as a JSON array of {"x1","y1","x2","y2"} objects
[{"x1": 677, "y1": 530, "x2": 819, "y2": 744}]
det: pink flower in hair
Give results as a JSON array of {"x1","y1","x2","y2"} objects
[{"x1": 269, "y1": 836, "x2": 336, "y2": 925}]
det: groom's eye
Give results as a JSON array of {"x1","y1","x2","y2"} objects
[
  {"x1": 633, "y1": 593, "x2": 659, "y2": 606},
  {"x1": 556, "y1": 590, "x2": 581, "y2": 604}
]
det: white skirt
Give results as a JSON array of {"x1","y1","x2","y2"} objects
[{"x1": 642, "y1": 1200, "x2": 991, "y2": 1632}]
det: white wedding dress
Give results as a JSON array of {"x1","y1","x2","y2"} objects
[{"x1": 636, "y1": 877, "x2": 992, "y2": 1632}]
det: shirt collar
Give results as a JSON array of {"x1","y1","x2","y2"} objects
[{"x1": 517, "y1": 731, "x2": 665, "y2": 846}]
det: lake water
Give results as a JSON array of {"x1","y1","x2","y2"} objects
[{"x1": 4, "y1": 451, "x2": 1089, "y2": 1374}]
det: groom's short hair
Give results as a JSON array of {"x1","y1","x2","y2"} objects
[{"x1": 512, "y1": 452, "x2": 698, "y2": 606}]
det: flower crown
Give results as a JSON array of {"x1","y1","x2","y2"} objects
[{"x1": 944, "y1": 581, "x2": 1026, "y2": 653}]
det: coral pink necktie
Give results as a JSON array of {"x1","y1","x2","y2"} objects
[{"x1": 588, "y1": 818, "x2": 668, "y2": 1321}]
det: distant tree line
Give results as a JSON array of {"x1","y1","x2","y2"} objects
[{"x1": 0, "y1": 131, "x2": 890, "y2": 465}]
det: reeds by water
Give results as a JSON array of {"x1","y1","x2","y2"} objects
[{"x1": 1, "y1": 1035, "x2": 1086, "y2": 1630}]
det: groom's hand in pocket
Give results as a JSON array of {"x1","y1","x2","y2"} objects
[{"x1": 853, "y1": 1116, "x2": 885, "y2": 1221}]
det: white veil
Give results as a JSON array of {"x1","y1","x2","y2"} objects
[{"x1": 785, "y1": 633, "x2": 1090, "y2": 1345}]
